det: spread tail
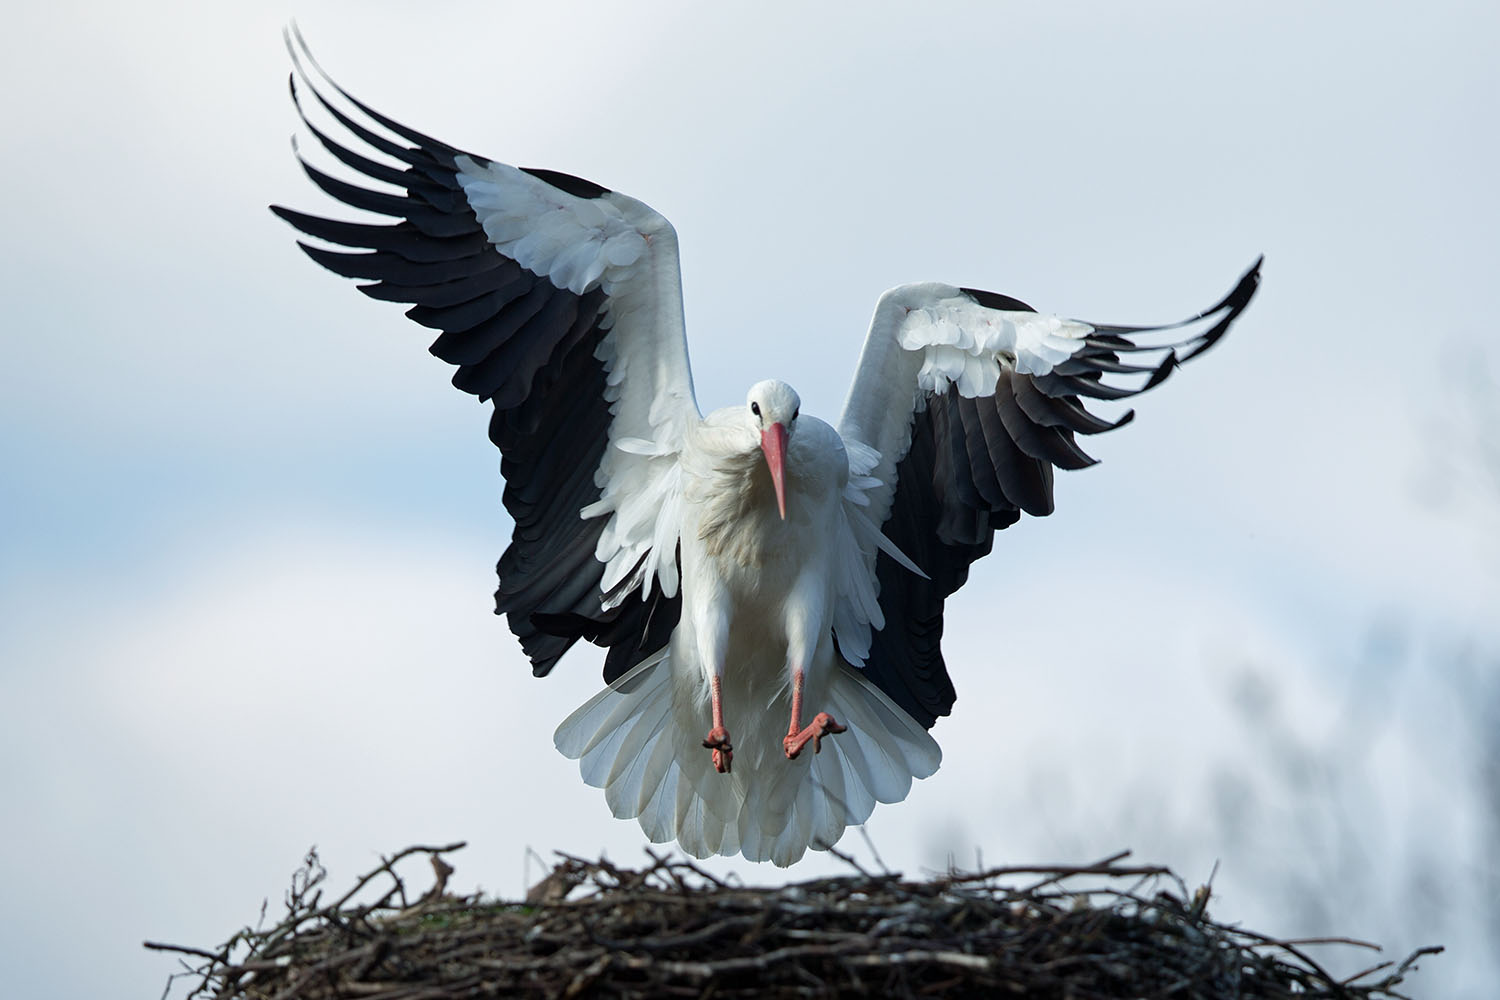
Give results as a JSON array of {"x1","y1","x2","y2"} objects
[{"x1": 554, "y1": 651, "x2": 941, "y2": 866}]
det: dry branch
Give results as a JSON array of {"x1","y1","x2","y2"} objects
[{"x1": 146, "y1": 843, "x2": 1441, "y2": 1000}]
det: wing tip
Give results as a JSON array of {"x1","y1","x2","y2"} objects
[
  {"x1": 958, "y1": 286, "x2": 1036, "y2": 313},
  {"x1": 519, "y1": 166, "x2": 612, "y2": 200}
]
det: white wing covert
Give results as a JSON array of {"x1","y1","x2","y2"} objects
[
  {"x1": 272, "y1": 31, "x2": 696, "y2": 684},
  {"x1": 834, "y1": 264, "x2": 1263, "y2": 728}
]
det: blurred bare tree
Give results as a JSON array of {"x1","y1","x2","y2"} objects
[{"x1": 1201, "y1": 354, "x2": 1500, "y2": 997}]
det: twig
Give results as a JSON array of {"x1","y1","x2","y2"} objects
[
  {"x1": 143, "y1": 942, "x2": 226, "y2": 962},
  {"x1": 328, "y1": 842, "x2": 467, "y2": 912}
]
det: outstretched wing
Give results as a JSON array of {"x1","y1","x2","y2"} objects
[
  {"x1": 835, "y1": 261, "x2": 1262, "y2": 727},
  {"x1": 272, "y1": 31, "x2": 696, "y2": 682}
]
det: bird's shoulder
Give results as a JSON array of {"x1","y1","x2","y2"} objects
[
  {"x1": 791, "y1": 415, "x2": 845, "y2": 462},
  {"x1": 690, "y1": 407, "x2": 755, "y2": 454},
  {"x1": 788, "y1": 416, "x2": 849, "y2": 494}
]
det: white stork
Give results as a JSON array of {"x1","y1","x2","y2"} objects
[{"x1": 274, "y1": 32, "x2": 1261, "y2": 866}]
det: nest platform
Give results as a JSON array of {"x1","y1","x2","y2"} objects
[{"x1": 148, "y1": 842, "x2": 1439, "y2": 999}]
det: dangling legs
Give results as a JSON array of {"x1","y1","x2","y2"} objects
[
  {"x1": 780, "y1": 584, "x2": 844, "y2": 761},
  {"x1": 702, "y1": 674, "x2": 733, "y2": 773},
  {"x1": 696, "y1": 610, "x2": 733, "y2": 774},
  {"x1": 783, "y1": 667, "x2": 846, "y2": 760}
]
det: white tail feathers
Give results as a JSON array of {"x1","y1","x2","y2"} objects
[{"x1": 554, "y1": 651, "x2": 941, "y2": 867}]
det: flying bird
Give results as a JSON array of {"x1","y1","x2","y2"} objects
[{"x1": 273, "y1": 32, "x2": 1261, "y2": 866}]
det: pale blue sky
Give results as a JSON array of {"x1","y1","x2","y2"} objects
[{"x1": 2, "y1": 2, "x2": 1496, "y2": 996}]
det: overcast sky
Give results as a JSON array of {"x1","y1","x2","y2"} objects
[{"x1": 2, "y1": 2, "x2": 1497, "y2": 997}]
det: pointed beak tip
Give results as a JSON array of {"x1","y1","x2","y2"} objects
[{"x1": 761, "y1": 422, "x2": 789, "y2": 520}]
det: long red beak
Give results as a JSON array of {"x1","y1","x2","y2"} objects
[{"x1": 760, "y1": 422, "x2": 788, "y2": 520}]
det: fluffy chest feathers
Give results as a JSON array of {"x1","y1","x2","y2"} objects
[{"x1": 686, "y1": 416, "x2": 847, "y2": 568}]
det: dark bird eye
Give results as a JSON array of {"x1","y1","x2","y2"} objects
[
  {"x1": 751, "y1": 402, "x2": 761, "y2": 417},
  {"x1": 792, "y1": 408, "x2": 799, "y2": 420}
]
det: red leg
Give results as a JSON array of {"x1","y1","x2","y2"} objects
[
  {"x1": 783, "y1": 669, "x2": 846, "y2": 760},
  {"x1": 701, "y1": 675, "x2": 733, "y2": 774}
]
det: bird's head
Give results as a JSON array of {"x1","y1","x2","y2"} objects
[{"x1": 746, "y1": 379, "x2": 800, "y2": 520}]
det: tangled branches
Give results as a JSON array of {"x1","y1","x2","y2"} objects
[{"x1": 146, "y1": 843, "x2": 1440, "y2": 999}]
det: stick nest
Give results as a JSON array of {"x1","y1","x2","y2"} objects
[{"x1": 148, "y1": 842, "x2": 1440, "y2": 1000}]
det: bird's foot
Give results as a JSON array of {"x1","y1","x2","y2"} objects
[
  {"x1": 702, "y1": 726, "x2": 733, "y2": 774},
  {"x1": 783, "y1": 712, "x2": 846, "y2": 760}
]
